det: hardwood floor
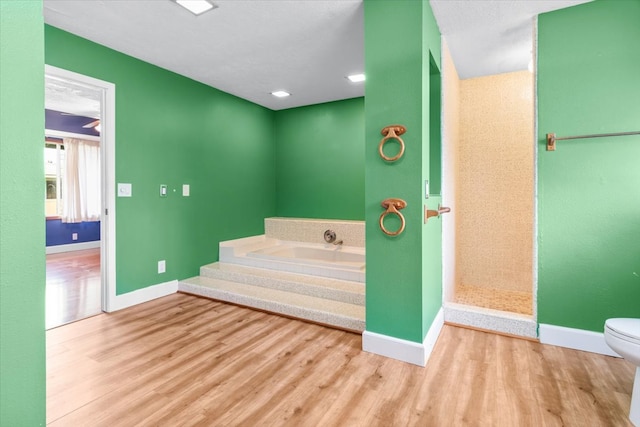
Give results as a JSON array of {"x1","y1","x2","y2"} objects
[
  {"x1": 46, "y1": 248, "x2": 101, "y2": 329},
  {"x1": 46, "y1": 293, "x2": 634, "y2": 426}
]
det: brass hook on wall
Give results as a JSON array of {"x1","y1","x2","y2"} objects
[
  {"x1": 379, "y1": 198, "x2": 407, "y2": 236},
  {"x1": 379, "y1": 125, "x2": 407, "y2": 162}
]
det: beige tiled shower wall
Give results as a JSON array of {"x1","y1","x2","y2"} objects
[{"x1": 456, "y1": 71, "x2": 534, "y2": 293}]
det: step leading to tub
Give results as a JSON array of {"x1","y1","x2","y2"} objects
[
  {"x1": 200, "y1": 262, "x2": 364, "y2": 305},
  {"x1": 179, "y1": 275, "x2": 365, "y2": 332}
]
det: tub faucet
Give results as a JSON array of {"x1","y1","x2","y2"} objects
[
  {"x1": 324, "y1": 229, "x2": 336, "y2": 243},
  {"x1": 324, "y1": 229, "x2": 344, "y2": 246},
  {"x1": 324, "y1": 230, "x2": 338, "y2": 244}
]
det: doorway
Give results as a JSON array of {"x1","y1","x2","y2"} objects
[{"x1": 44, "y1": 65, "x2": 116, "y2": 327}]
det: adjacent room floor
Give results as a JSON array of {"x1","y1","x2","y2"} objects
[
  {"x1": 46, "y1": 248, "x2": 101, "y2": 329},
  {"x1": 46, "y1": 293, "x2": 634, "y2": 426}
]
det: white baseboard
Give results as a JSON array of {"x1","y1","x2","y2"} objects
[
  {"x1": 423, "y1": 308, "x2": 445, "y2": 361},
  {"x1": 539, "y1": 323, "x2": 620, "y2": 357},
  {"x1": 363, "y1": 308, "x2": 444, "y2": 366},
  {"x1": 106, "y1": 279, "x2": 178, "y2": 312},
  {"x1": 46, "y1": 240, "x2": 100, "y2": 254}
]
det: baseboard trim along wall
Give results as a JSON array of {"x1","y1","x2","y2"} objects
[
  {"x1": 46, "y1": 240, "x2": 101, "y2": 254},
  {"x1": 423, "y1": 308, "x2": 445, "y2": 362},
  {"x1": 106, "y1": 279, "x2": 178, "y2": 312},
  {"x1": 539, "y1": 323, "x2": 620, "y2": 358},
  {"x1": 363, "y1": 308, "x2": 444, "y2": 366}
]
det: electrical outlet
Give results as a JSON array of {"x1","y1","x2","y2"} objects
[
  {"x1": 158, "y1": 260, "x2": 166, "y2": 274},
  {"x1": 72, "y1": 233, "x2": 78, "y2": 241}
]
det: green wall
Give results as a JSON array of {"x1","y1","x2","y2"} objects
[
  {"x1": 538, "y1": 0, "x2": 640, "y2": 331},
  {"x1": 365, "y1": 0, "x2": 442, "y2": 343},
  {"x1": 0, "y1": 1, "x2": 46, "y2": 424},
  {"x1": 275, "y1": 98, "x2": 364, "y2": 220},
  {"x1": 421, "y1": 21, "x2": 443, "y2": 338},
  {"x1": 45, "y1": 25, "x2": 277, "y2": 294}
]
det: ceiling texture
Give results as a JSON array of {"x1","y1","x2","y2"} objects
[
  {"x1": 43, "y1": 0, "x2": 591, "y2": 113},
  {"x1": 45, "y1": 75, "x2": 102, "y2": 118},
  {"x1": 430, "y1": 0, "x2": 592, "y2": 79}
]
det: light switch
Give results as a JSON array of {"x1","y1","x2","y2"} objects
[
  {"x1": 160, "y1": 185, "x2": 167, "y2": 197},
  {"x1": 182, "y1": 184, "x2": 190, "y2": 197},
  {"x1": 118, "y1": 183, "x2": 132, "y2": 197}
]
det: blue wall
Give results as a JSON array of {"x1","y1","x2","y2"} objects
[
  {"x1": 46, "y1": 219, "x2": 100, "y2": 246},
  {"x1": 45, "y1": 108, "x2": 101, "y2": 247}
]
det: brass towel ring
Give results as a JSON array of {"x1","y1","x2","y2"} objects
[
  {"x1": 379, "y1": 125, "x2": 407, "y2": 162},
  {"x1": 379, "y1": 198, "x2": 407, "y2": 236}
]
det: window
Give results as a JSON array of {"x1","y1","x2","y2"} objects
[{"x1": 45, "y1": 142, "x2": 65, "y2": 217}]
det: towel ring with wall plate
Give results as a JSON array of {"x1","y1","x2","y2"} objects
[
  {"x1": 379, "y1": 198, "x2": 407, "y2": 236},
  {"x1": 379, "y1": 125, "x2": 407, "y2": 162}
]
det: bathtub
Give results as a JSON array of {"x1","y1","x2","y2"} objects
[
  {"x1": 248, "y1": 244, "x2": 364, "y2": 270},
  {"x1": 219, "y1": 235, "x2": 365, "y2": 282}
]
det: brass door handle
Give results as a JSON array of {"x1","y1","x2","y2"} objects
[
  {"x1": 425, "y1": 205, "x2": 451, "y2": 223},
  {"x1": 379, "y1": 198, "x2": 407, "y2": 236},
  {"x1": 378, "y1": 125, "x2": 406, "y2": 162}
]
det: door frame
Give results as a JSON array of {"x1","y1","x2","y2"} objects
[{"x1": 45, "y1": 64, "x2": 116, "y2": 312}]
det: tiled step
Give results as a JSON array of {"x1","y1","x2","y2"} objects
[
  {"x1": 200, "y1": 262, "x2": 364, "y2": 305},
  {"x1": 179, "y1": 276, "x2": 365, "y2": 332}
]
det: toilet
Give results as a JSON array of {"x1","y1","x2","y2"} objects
[{"x1": 605, "y1": 318, "x2": 640, "y2": 426}]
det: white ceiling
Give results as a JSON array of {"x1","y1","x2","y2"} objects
[
  {"x1": 43, "y1": 0, "x2": 591, "y2": 113},
  {"x1": 45, "y1": 75, "x2": 101, "y2": 118},
  {"x1": 430, "y1": 0, "x2": 592, "y2": 79},
  {"x1": 44, "y1": 0, "x2": 364, "y2": 111}
]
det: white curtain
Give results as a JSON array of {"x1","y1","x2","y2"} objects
[{"x1": 62, "y1": 137, "x2": 101, "y2": 223}]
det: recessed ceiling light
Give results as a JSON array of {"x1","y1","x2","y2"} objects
[
  {"x1": 173, "y1": 0, "x2": 217, "y2": 16},
  {"x1": 347, "y1": 74, "x2": 366, "y2": 83},
  {"x1": 271, "y1": 91, "x2": 291, "y2": 98}
]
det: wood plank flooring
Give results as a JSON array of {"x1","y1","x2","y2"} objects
[
  {"x1": 46, "y1": 248, "x2": 102, "y2": 329},
  {"x1": 46, "y1": 293, "x2": 635, "y2": 426}
]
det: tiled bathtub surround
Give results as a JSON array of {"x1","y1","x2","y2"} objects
[
  {"x1": 219, "y1": 235, "x2": 365, "y2": 282},
  {"x1": 179, "y1": 217, "x2": 366, "y2": 332},
  {"x1": 265, "y1": 217, "x2": 365, "y2": 247}
]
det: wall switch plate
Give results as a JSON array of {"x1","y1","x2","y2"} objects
[
  {"x1": 425, "y1": 180, "x2": 430, "y2": 199},
  {"x1": 118, "y1": 183, "x2": 132, "y2": 197},
  {"x1": 160, "y1": 185, "x2": 167, "y2": 197},
  {"x1": 72, "y1": 233, "x2": 78, "y2": 241},
  {"x1": 182, "y1": 184, "x2": 190, "y2": 197},
  {"x1": 158, "y1": 260, "x2": 166, "y2": 274}
]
